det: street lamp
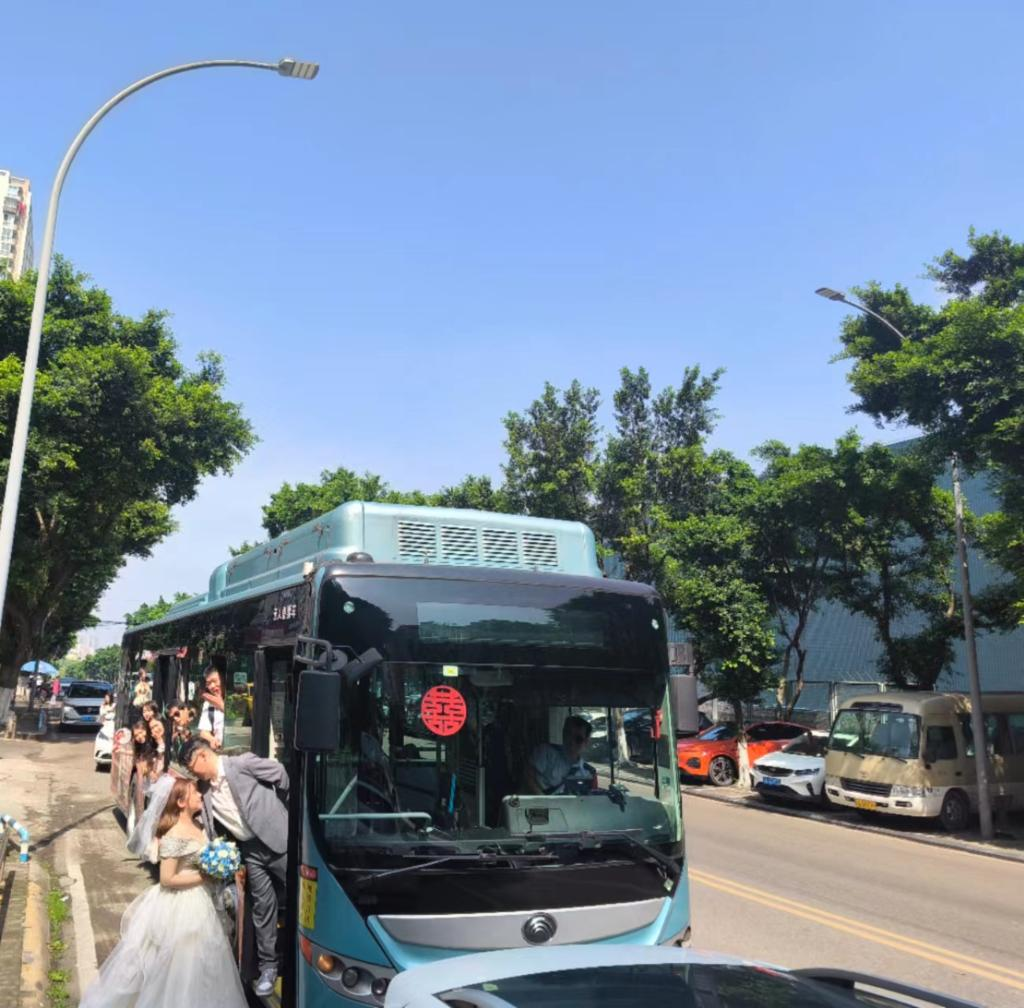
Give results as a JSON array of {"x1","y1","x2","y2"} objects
[
  {"x1": 0, "y1": 56, "x2": 318, "y2": 638},
  {"x1": 816, "y1": 285, "x2": 995, "y2": 841},
  {"x1": 814, "y1": 286, "x2": 909, "y2": 344}
]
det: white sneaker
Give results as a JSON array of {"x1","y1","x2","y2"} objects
[{"x1": 253, "y1": 967, "x2": 277, "y2": 997}]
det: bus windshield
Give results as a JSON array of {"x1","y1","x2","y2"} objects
[
  {"x1": 828, "y1": 707, "x2": 921, "y2": 760},
  {"x1": 310, "y1": 575, "x2": 681, "y2": 864}
]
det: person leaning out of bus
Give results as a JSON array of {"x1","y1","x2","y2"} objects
[
  {"x1": 198, "y1": 663, "x2": 226, "y2": 750},
  {"x1": 182, "y1": 737, "x2": 289, "y2": 998},
  {"x1": 131, "y1": 662, "x2": 152, "y2": 719},
  {"x1": 166, "y1": 702, "x2": 196, "y2": 763},
  {"x1": 526, "y1": 714, "x2": 598, "y2": 795},
  {"x1": 148, "y1": 717, "x2": 170, "y2": 780}
]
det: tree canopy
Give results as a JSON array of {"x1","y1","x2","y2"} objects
[
  {"x1": 836, "y1": 229, "x2": 1024, "y2": 624},
  {"x1": 125, "y1": 592, "x2": 193, "y2": 628},
  {"x1": 57, "y1": 643, "x2": 121, "y2": 682},
  {"x1": 0, "y1": 259, "x2": 255, "y2": 687}
]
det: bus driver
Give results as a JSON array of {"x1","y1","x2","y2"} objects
[{"x1": 526, "y1": 714, "x2": 597, "y2": 795}]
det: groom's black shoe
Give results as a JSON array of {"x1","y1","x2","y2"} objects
[{"x1": 253, "y1": 967, "x2": 277, "y2": 997}]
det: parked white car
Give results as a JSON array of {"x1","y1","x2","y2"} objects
[
  {"x1": 750, "y1": 731, "x2": 829, "y2": 804},
  {"x1": 382, "y1": 943, "x2": 976, "y2": 1007},
  {"x1": 94, "y1": 719, "x2": 114, "y2": 770},
  {"x1": 59, "y1": 680, "x2": 112, "y2": 731}
]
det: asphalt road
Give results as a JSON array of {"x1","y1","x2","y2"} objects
[
  {"x1": 4, "y1": 735, "x2": 1023, "y2": 1007},
  {"x1": 684, "y1": 793, "x2": 1024, "y2": 1008}
]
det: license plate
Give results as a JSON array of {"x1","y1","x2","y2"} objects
[
  {"x1": 854, "y1": 798, "x2": 877, "y2": 810},
  {"x1": 762, "y1": 777, "x2": 781, "y2": 787},
  {"x1": 81, "y1": 715, "x2": 95, "y2": 722}
]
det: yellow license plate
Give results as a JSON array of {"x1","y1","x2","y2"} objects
[
  {"x1": 299, "y1": 877, "x2": 317, "y2": 930},
  {"x1": 854, "y1": 798, "x2": 877, "y2": 811}
]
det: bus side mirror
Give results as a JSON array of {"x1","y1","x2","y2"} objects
[
  {"x1": 294, "y1": 670, "x2": 341, "y2": 752},
  {"x1": 669, "y1": 674, "x2": 699, "y2": 736}
]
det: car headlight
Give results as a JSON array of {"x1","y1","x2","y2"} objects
[
  {"x1": 63, "y1": 706, "x2": 78, "y2": 718},
  {"x1": 793, "y1": 768, "x2": 818, "y2": 776},
  {"x1": 890, "y1": 784, "x2": 926, "y2": 798}
]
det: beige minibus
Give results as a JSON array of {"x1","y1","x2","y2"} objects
[{"x1": 824, "y1": 691, "x2": 1024, "y2": 831}]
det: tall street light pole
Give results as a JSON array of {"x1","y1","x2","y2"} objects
[
  {"x1": 815, "y1": 285, "x2": 994, "y2": 841},
  {"x1": 0, "y1": 57, "x2": 319, "y2": 636}
]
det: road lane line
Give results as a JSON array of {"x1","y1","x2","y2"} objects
[
  {"x1": 691, "y1": 871, "x2": 1024, "y2": 993},
  {"x1": 63, "y1": 828, "x2": 99, "y2": 992},
  {"x1": 690, "y1": 868, "x2": 1024, "y2": 983},
  {"x1": 692, "y1": 873, "x2": 1024, "y2": 993}
]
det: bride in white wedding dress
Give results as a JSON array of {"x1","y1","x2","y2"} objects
[{"x1": 80, "y1": 771, "x2": 248, "y2": 1008}]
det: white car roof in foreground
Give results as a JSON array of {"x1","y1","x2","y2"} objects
[{"x1": 384, "y1": 945, "x2": 754, "y2": 1007}]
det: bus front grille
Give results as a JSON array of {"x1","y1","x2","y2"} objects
[{"x1": 840, "y1": 777, "x2": 893, "y2": 797}]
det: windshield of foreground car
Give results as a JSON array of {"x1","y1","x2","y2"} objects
[
  {"x1": 695, "y1": 723, "x2": 736, "y2": 742},
  {"x1": 442, "y1": 963, "x2": 889, "y2": 1007},
  {"x1": 783, "y1": 735, "x2": 828, "y2": 758},
  {"x1": 65, "y1": 683, "x2": 110, "y2": 699},
  {"x1": 828, "y1": 708, "x2": 921, "y2": 760},
  {"x1": 309, "y1": 661, "x2": 682, "y2": 860}
]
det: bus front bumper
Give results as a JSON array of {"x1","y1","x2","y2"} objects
[{"x1": 825, "y1": 780, "x2": 946, "y2": 818}]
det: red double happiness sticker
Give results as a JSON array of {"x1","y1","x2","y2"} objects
[{"x1": 420, "y1": 685, "x2": 467, "y2": 737}]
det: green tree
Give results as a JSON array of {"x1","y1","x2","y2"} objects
[
  {"x1": 260, "y1": 466, "x2": 430, "y2": 538},
  {"x1": 431, "y1": 474, "x2": 507, "y2": 512},
  {"x1": 502, "y1": 380, "x2": 600, "y2": 523},
  {"x1": 596, "y1": 367, "x2": 776, "y2": 721},
  {"x1": 748, "y1": 436, "x2": 861, "y2": 712},
  {"x1": 829, "y1": 443, "x2": 959, "y2": 689},
  {"x1": 0, "y1": 259, "x2": 255, "y2": 688},
  {"x1": 57, "y1": 643, "x2": 122, "y2": 681},
  {"x1": 835, "y1": 229, "x2": 1024, "y2": 624},
  {"x1": 125, "y1": 592, "x2": 193, "y2": 627}
]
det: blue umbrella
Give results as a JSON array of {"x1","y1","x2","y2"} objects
[{"x1": 21, "y1": 660, "x2": 57, "y2": 675}]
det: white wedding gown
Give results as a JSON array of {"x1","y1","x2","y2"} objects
[{"x1": 79, "y1": 836, "x2": 248, "y2": 1008}]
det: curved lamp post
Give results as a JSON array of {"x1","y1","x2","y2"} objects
[
  {"x1": 815, "y1": 284, "x2": 994, "y2": 841},
  {"x1": 0, "y1": 57, "x2": 319, "y2": 630}
]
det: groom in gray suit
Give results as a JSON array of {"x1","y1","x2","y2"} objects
[{"x1": 182, "y1": 738, "x2": 289, "y2": 997}]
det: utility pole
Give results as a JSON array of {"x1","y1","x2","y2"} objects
[
  {"x1": 814, "y1": 287, "x2": 996, "y2": 840},
  {"x1": 951, "y1": 454, "x2": 993, "y2": 841}
]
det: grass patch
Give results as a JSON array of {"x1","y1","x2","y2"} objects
[{"x1": 44, "y1": 868, "x2": 71, "y2": 1008}]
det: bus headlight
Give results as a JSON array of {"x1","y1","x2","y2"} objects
[
  {"x1": 825, "y1": 775, "x2": 839, "y2": 788},
  {"x1": 305, "y1": 940, "x2": 396, "y2": 1005}
]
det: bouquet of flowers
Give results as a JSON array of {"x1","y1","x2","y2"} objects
[{"x1": 198, "y1": 838, "x2": 241, "y2": 880}]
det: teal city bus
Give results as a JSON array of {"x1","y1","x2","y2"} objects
[{"x1": 111, "y1": 502, "x2": 689, "y2": 1007}]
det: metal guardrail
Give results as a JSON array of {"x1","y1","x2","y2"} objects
[{"x1": 0, "y1": 814, "x2": 31, "y2": 873}]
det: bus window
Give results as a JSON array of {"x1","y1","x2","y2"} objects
[
  {"x1": 960, "y1": 714, "x2": 1008, "y2": 758},
  {"x1": 925, "y1": 725, "x2": 958, "y2": 761},
  {"x1": 1008, "y1": 714, "x2": 1024, "y2": 755},
  {"x1": 222, "y1": 652, "x2": 254, "y2": 753}
]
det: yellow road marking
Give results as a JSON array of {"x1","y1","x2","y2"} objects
[{"x1": 690, "y1": 868, "x2": 1024, "y2": 993}]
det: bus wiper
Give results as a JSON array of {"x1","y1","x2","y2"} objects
[
  {"x1": 883, "y1": 749, "x2": 909, "y2": 763},
  {"x1": 542, "y1": 830, "x2": 681, "y2": 882},
  {"x1": 351, "y1": 851, "x2": 559, "y2": 890}
]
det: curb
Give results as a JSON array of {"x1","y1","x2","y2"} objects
[
  {"x1": 680, "y1": 785, "x2": 1024, "y2": 866},
  {"x1": 20, "y1": 860, "x2": 47, "y2": 1008}
]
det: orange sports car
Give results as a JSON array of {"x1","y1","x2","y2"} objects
[{"x1": 677, "y1": 721, "x2": 809, "y2": 787}]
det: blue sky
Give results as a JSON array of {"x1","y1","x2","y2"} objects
[{"x1": 7, "y1": 1, "x2": 1024, "y2": 648}]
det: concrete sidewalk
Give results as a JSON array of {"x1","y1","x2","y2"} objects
[{"x1": 680, "y1": 781, "x2": 1024, "y2": 864}]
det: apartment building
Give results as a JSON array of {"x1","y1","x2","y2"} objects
[{"x1": 1, "y1": 170, "x2": 33, "y2": 279}]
